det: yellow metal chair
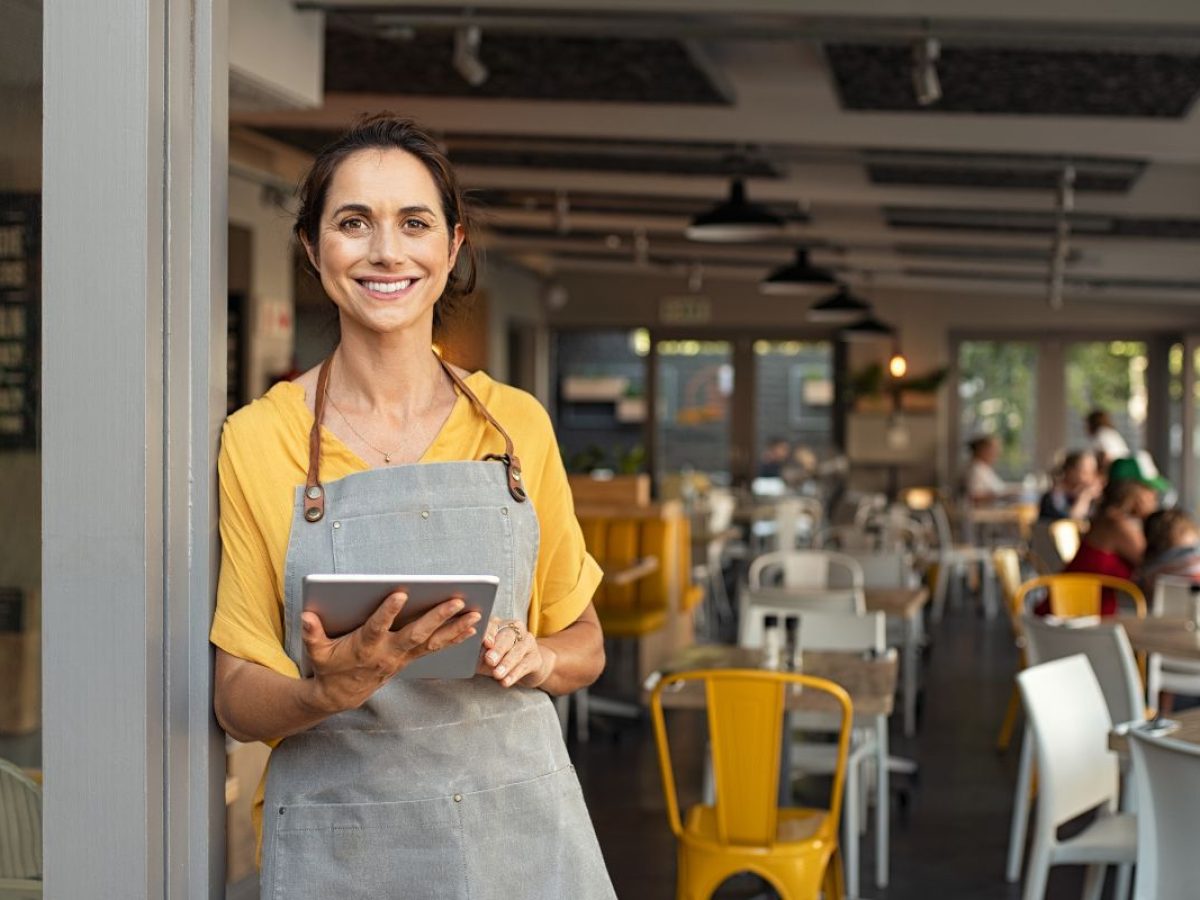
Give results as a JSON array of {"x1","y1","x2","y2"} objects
[
  {"x1": 650, "y1": 669, "x2": 852, "y2": 900},
  {"x1": 993, "y1": 547, "x2": 1026, "y2": 752},
  {"x1": 1012, "y1": 573, "x2": 1146, "y2": 620}
]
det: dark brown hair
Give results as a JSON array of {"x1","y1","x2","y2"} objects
[
  {"x1": 1086, "y1": 410, "x2": 1112, "y2": 433},
  {"x1": 293, "y1": 114, "x2": 477, "y2": 330},
  {"x1": 1144, "y1": 508, "x2": 1198, "y2": 559}
]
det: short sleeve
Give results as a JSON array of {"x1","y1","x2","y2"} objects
[
  {"x1": 526, "y1": 407, "x2": 602, "y2": 637},
  {"x1": 210, "y1": 423, "x2": 299, "y2": 678}
]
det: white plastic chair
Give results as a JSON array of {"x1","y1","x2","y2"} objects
[
  {"x1": 921, "y1": 500, "x2": 997, "y2": 622},
  {"x1": 1146, "y1": 576, "x2": 1200, "y2": 706},
  {"x1": 1016, "y1": 655, "x2": 1137, "y2": 900},
  {"x1": 0, "y1": 758, "x2": 41, "y2": 897},
  {"x1": 1007, "y1": 617, "x2": 1142, "y2": 890},
  {"x1": 738, "y1": 589, "x2": 864, "y2": 649},
  {"x1": 1128, "y1": 727, "x2": 1200, "y2": 900},
  {"x1": 790, "y1": 610, "x2": 888, "y2": 900},
  {"x1": 747, "y1": 548, "x2": 865, "y2": 595}
]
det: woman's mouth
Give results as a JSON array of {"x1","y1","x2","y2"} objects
[{"x1": 358, "y1": 278, "x2": 418, "y2": 299}]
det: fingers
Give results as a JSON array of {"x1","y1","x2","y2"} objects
[
  {"x1": 483, "y1": 624, "x2": 521, "y2": 669},
  {"x1": 300, "y1": 611, "x2": 332, "y2": 666},
  {"x1": 402, "y1": 597, "x2": 465, "y2": 644},
  {"x1": 361, "y1": 591, "x2": 408, "y2": 644},
  {"x1": 480, "y1": 616, "x2": 502, "y2": 651},
  {"x1": 423, "y1": 611, "x2": 481, "y2": 653},
  {"x1": 494, "y1": 640, "x2": 542, "y2": 688}
]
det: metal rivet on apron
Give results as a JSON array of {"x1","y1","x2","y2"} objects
[
  {"x1": 421, "y1": 510, "x2": 430, "y2": 519},
  {"x1": 500, "y1": 507, "x2": 508, "y2": 516},
  {"x1": 453, "y1": 794, "x2": 463, "y2": 803},
  {"x1": 304, "y1": 508, "x2": 321, "y2": 522},
  {"x1": 513, "y1": 471, "x2": 522, "y2": 482},
  {"x1": 333, "y1": 521, "x2": 341, "y2": 529},
  {"x1": 305, "y1": 485, "x2": 322, "y2": 500},
  {"x1": 279, "y1": 807, "x2": 286, "y2": 815}
]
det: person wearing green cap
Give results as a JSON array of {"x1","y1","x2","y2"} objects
[
  {"x1": 1038, "y1": 471, "x2": 1160, "y2": 616},
  {"x1": 1107, "y1": 453, "x2": 1172, "y2": 495}
]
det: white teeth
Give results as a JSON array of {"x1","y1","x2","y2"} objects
[{"x1": 363, "y1": 279, "x2": 411, "y2": 293}]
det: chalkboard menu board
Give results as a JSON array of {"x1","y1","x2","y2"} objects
[{"x1": 0, "y1": 194, "x2": 38, "y2": 450}]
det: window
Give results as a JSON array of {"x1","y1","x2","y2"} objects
[{"x1": 957, "y1": 341, "x2": 1038, "y2": 480}]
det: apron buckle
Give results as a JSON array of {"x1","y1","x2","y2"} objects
[{"x1": 484, "y1": 453, "x2": 528, "y2": 503}]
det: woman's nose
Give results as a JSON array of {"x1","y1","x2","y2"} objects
[{"x1": 368, "y1": 224, "x2": 406, "y2": 266}]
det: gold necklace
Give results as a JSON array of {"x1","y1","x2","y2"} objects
[{"x1": 325, "y1": 392, "x2": 400, "y2": 464}]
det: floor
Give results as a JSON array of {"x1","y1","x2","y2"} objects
[{"x1": 223, "y1": 598, "x2": 1125, "y2": 898}]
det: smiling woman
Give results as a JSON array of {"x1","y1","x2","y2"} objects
[{"x1": 210, "y1": 115, "x2": 614, "y2": 899}]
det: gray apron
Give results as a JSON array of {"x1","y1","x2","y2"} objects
[{"x1": 260, "y1": 356, "x2": 615, "y2": 900}]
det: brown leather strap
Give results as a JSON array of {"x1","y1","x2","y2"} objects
[
  {"x1": 437, "y1": 356, "x2": 528, "y2": 503},
  {"x1": 302, "y1": 355, "x2": 335, "y2": 523},
  {"x1": 302, "y1": 352, "x2": 527, "y2": 524}
]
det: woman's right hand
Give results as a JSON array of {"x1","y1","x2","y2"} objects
[{"x1": 300, "y1": 591, "x2": 481, "y2": 713}]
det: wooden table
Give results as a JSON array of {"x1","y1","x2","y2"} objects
[
  {"x1": 745, "y1": 585, "x2": 930, "y2": 736},
  {"x1": 1110, "y1": 707, "x2": 1200, "y2": 754},
  {"x1": 651, "y1": 643, "x2": 898, "y2": 892},
  {"x1": 1116, "y1": 616, "x2": 1200, "y2": 661}
]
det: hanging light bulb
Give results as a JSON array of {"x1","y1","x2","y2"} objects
[{"x1": 888, "y1": 350, "x2": 908, "y2": 378}]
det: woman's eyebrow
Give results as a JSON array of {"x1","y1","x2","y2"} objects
[{"x1": 330, "y1": 202, "x2": 372, "y2": 218}]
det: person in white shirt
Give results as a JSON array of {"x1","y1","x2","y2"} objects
[
  {"x1": 1085, "y1": 409, "x2": 1129, "y2": 471},
  {"x1": 963, "y1": 435, "x2": 1018, "y2": 505}
]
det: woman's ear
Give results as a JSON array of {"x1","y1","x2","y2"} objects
[
  {"x1": 301, "y1": 234, "x2": 320, "y2": 274},
  {"x1": 448, "y1": 223, "x2": 465, "y2": 265}
]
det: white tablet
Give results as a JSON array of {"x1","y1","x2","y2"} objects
[{"x1": 300, "y1": 574, "x2": 499, "y2": 679}]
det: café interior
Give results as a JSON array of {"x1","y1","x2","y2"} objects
[{"x1": 11, "y1": 1, "x2": 1200, "y2": 898}]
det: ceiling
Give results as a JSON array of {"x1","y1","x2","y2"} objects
[{"x1": 233, "y1": 1, "x2": 1200, "y2": 303}]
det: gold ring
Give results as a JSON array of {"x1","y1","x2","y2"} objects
[{"x1": 496, "y1": 621, "x2": 525, "y2": 643}]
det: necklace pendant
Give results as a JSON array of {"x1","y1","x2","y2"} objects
[{"x1": 384, "y1": 453, "x2": 391, "y2": 464}]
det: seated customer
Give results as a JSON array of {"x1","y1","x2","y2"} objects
[
  {"x1": 1140, "y1": 508, "x2": 1200, "y2": 597},
  {"x1": 962, "y1": 434, "x2": 1019, "y2": 505},
  {"x1": 1037, "y1": 473, "x2": 1158, "y2": 616},
  {"x1": 1038, "y1": 449, "x2": 1100, "y2": 521}
]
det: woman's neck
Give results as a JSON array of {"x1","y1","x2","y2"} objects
[{"x1": 330, "y1": 323, "x2": 449, "y2": 417}]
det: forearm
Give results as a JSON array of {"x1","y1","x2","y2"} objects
[
  {"x1": 214, "y1": 652, "x2": 335, "y2": 743},
  {"x1": 534, "y1": 616, "x2": 606, "y2": 696}
]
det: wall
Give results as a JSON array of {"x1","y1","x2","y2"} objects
[{"x1": 483, "y1": 255, "x2": 549, "y2": 402}]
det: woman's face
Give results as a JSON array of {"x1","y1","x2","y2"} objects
[
  {"x1": 1130, "y1": 484, "x2": 1159, "y2": 519},
  {"x1": 304, "y1": 148, "x2": 463, "y2": 339}
]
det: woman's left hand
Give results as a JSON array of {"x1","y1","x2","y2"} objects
[{"x1": 477, "y1": 617, "x2": 557, "y2": 688}]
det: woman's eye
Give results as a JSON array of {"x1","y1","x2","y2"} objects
[
  {"x1": 339, "y1": 218, "x2": 367, "y2": 232},
  {"x1": 404, "y1": 218, "x2": 430, "y2": 230}
]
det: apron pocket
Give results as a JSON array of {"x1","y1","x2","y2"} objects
[
  {"x1": 264, "y1": 797, "x2": 466, "y2": 900},
  {"x1": 459, "y1": 766, "x2": 616, "y2": 900}
]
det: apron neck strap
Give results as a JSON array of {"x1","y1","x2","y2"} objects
[{"x1": 302, "y1": 351, "x2": 527, "y2": 524}]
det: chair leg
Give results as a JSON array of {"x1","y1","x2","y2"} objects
[
  {"x1": 996, "y1": 683, "x2": 1020, "y2": 752},
  {"x1": 1021, "y1": 835, "x2": 1052, "y2": 900},
  {"x1": 843, "y1": 763, "x2": 859, "y2": 900},
  {"x1": 931, "y1": 562, "x2": 948, "y2": 623},
  {"x1": 824, "y1": 847, "x2": 846, "y2": 900},
  {"x1": 1006, "y1": 729, "x2": 1035, "y2": 882},
  {"x1": 1082, "y1": 863, "x2": 1106, "y2": 900}
]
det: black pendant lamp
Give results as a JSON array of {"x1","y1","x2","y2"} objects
[
  {"x1": 759, "y1": 249, "x2": 838, "y2": 296},
  {"x1": 839, "y1": 314, "x2": 896, "y2": 343},
  {"x1": 806, "y1": 285, "x2": 872, "y2": 322},
  {"x1": 686, "y1": 178, "x2": 785, "y2": 242}
]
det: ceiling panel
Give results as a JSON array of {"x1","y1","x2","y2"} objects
[
  {"x1": 323, "y1": 23, "x2": 730, "y2": 104},
  {"x1": 827, "y1": 44, "x2": 1200, "y2": 117}
]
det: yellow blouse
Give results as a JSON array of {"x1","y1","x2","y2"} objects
[{"x1": 211, "y1": 371, "x2": 601, "y2": 675}]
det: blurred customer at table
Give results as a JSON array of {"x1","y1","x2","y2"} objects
[
  {"x1": 1037, "y1": 469, "x2": 1159, "y2": 615},
  {"x1": 1037, "y1": 449, "x2": 1101, "y2": 521},
  {"x1": 758, "y1": 436, "x2": 791, "y2": 477},
  {"x1": 1086, "y1": 409, "x2": 1129, "y2": 471},
  {"x1": 962, "y1": 434, "x2": 1020, "y2": 505},
  {"x1": 1140, "y1": 508, "x2": 1200, "y2": 596}
]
